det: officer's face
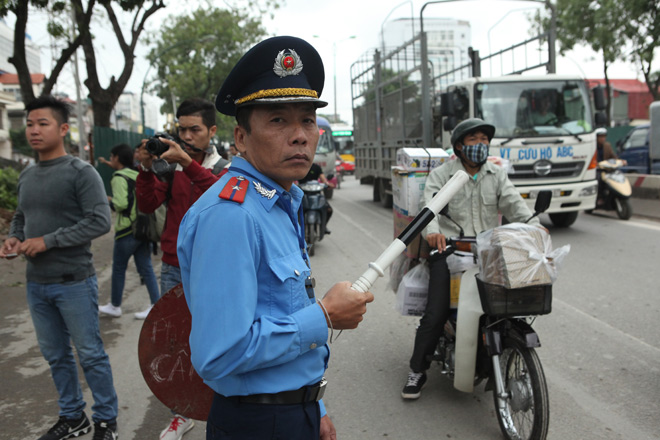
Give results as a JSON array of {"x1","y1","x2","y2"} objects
[{"x1": 235, "y1": 103, "x2": 319, "y2": 190}]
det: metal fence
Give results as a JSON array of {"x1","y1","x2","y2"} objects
[{"x1": 92, "y1": 126, "x2": 145, "y2": 194}]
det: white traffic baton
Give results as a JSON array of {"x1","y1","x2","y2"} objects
[{"x1": 351, "y1": 170, "x2": 469, "y2": 293}]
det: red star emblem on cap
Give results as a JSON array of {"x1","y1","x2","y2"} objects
[{"x1": 283, "y1": 55, "x2": 295, "y2": 69}]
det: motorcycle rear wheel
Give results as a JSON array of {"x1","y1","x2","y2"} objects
[{"x1": 493, "y1": 337, "x2": 549, "y2": 440}]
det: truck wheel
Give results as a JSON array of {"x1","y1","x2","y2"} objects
[
  {"x1": 549, "y1": 211, "x2": 578, "y2": 228},
  {"x1": 373, "y1": 179, "x2": 381, "y2": 202},
  {"x1": 378, "y1": 178, "x2": 393, "y2": 208}
]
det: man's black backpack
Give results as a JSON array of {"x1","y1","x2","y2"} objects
[{"x1": 117, "y1": 174, "x2": 166, "y2": 244}]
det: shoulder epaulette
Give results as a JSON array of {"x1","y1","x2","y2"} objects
[{"x1": 219, "y1": 176, "x2": 249, "y2": 203}]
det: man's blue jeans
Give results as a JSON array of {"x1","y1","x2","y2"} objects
[
  {"x1": 160, "y1": 261, "x2": 182, "y2": 296},
  {"x1": 111, "y1": 233, "x2": 160, "y2": 307},
  {"x1": 27, "y1": 276, "x2": 118, "y2": 423}
]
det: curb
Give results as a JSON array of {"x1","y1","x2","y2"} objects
[{"x1": 626, "y1": 174, "x2": 660, "y2": 200}]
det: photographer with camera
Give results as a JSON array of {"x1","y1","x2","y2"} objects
[{"x1": 135, "y1": 97, "x2": 226, "y2": 440}]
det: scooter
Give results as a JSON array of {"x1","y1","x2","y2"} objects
[
  {"x1": 591, "y1": 159, "x2": 633, "y2": 220},
  {"x1": 300, "y1": 180, "x2": 328, "y2": 256},
  {"x1": 430, "y1": 191, "x2": 555, "y2": 440}
]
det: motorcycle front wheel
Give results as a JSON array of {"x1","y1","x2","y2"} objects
[
  {"x1": 306, "y1": 223, "x2": 317, "y2": 256},
  {"x1": 614, "y1": 197, "x2": 632, "y2": 220},
  {"x1": 493, "y1": 337, "x2": 549, "y2": 440}
]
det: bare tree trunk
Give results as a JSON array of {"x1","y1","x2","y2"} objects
[
  {"x1": 8, "y1": 1, "x2": 94, "y2": 106},
  {"x1": 74, "y1": 0, "x2": 165, "y2": 127}
]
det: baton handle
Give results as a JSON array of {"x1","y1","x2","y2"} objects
[{"x1": 351, "y1": 170, "x2": 469, "y2": 293}]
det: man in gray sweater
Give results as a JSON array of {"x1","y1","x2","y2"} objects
[{"x1": 0, "y1": 96, "x2": 119, "y2": 440}]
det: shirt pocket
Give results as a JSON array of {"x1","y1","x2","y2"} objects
[
  {"x1": 479, "y1": 184, "x2": 499, "y2": 226},
  {"x1": 268, "y1": 252, "x2": 311, "y2": 315}
]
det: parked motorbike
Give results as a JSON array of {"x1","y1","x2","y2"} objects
[
  {"x1": 300, "y1": 181, "x2": 328, "y2": 256},
  {"x1": 590, "y1": 159, "x2": 633, "y2": 220},
  {"x1": 430, "y1": 191, "x2": 558, "y2": 440}
]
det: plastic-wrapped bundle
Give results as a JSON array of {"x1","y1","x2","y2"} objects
[{"x1": 476, "y1": 223, "x2": 570, "y2": 289}]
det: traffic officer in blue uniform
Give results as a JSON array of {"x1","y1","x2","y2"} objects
[{"x1": 177, "y1": 36, "x2": 375, "y2": 440}]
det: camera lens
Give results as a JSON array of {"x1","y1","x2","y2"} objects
[{"x1": 145, "y1": 137, "x2": 169, "y2": 156}]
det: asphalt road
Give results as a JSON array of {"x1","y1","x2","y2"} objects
[{"x1": 1, "y1": 177, "x2": 659, "y2": 440}]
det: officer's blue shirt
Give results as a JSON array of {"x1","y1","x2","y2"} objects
[{"x1": 177, "y1": 156, "x2": 329, "y2": 416}]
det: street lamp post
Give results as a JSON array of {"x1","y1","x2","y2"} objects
[
  {"x1": 333, "y1": 36, "x2": 356, "y2": 123},
  {"x1": 380, "y1": 0, "x2": 415, "y2": 55},
  {"x1": 314, "y1": 35, "x2": 356, "y2": 124}
]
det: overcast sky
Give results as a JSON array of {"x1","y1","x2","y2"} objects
[{"x1": 19, "y1": 0, "x2": 643, "y2": 124}]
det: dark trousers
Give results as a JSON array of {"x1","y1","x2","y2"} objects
[
  {"x1": 409, "y1": 254, "x2": 451, "y2": 373},
  {"x1": 207, "y1": 393, "x2": 320, "y2": 440}
]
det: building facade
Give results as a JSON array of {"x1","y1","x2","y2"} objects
[{"x1": 381, "y1": 17, "x2": 471, "y2": 90}]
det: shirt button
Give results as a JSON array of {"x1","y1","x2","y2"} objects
[
  {"x1": 294, "y1": 269, "x2": 300, "y2": 276},
  {"x1": 310, "y1": 343, "x2": 317, "y2": 349}
]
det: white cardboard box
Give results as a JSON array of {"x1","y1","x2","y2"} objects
[
  {"x1": 396, "y1": 147, "x2": 449, "y2": 171},
  {"x1": 391, "y1": 167, "x2": 428, "y2": 216}
]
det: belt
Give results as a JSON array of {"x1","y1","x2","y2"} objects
[{"x1": 225, "y1": 378, "x2": 327, "y2": 405}]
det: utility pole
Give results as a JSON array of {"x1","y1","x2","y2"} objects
[{"x1": 70, "y1": 5, "x2": 87, "y2": 159}]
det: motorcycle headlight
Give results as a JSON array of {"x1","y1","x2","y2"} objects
[{"x1": 579, "y1": 185, "x2": 598, "y2": 197}]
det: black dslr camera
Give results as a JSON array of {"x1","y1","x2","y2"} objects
[
  {"x1": 145, "y1": 132, "x2": 179, "y2": 175},
  {"x1": 145, "y1": 132, "x2": 177, "y2": 156}
]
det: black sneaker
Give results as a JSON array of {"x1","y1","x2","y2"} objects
[
  {"x1": 92, "y1": 421, "x2": 118, "y2": 440},
  {"x1": 401, "y1": 371, "x2": 427, "y2": 400},
  {"x1": 38, "y1": 414, "x2": 91, "y2": 440}
]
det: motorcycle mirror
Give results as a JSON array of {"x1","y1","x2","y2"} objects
[{"x1": 534, "y1": 191, "x2": 552, "y2": 214}]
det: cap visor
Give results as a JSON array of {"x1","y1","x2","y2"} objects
[{"x1": 238, "y1": 96, "x2": 328, "y2": 108}]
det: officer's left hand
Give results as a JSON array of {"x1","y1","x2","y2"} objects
[
  {"x1": 159, "y1": 138, "x2": 193, "y2": 168},
  {"x1": 19, "y1": 237, "x2": 47, "y2": 258},
  {"x1": 320, "y1": 415, "x2": 337, "y2": 440}
]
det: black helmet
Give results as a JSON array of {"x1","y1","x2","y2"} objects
[{"x1": 450, "y1": 118, "x2": 496, "y2": 147}]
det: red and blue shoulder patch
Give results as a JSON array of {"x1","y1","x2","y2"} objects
[{"x1": 218, "y1": 176, "x2": 249, "y2": 203}]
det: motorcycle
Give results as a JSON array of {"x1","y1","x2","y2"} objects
[
  {"x1": 590, "y1": 159, "x2": 633, "y2": 220},
  {"x1": 300, "y1": 180, "x2": 328, "y2": 256},
  {"x1": 430, "y1": 191, "x2": 561, "y2": 440}
]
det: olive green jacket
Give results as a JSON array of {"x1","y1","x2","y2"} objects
[
  {"x1": 422, "y1": 159, "x2": 539, "y2": 239},
  {"x1": 111, "y1": 168, "x2": 139, "y2": 239}
]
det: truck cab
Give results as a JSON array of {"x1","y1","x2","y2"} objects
[{"x1": 441, "y1": 75, "x2": 602, "y2": 227}]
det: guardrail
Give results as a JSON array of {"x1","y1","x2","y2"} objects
[{"x1": 627, "y1": 174, "x2": 660, "y2": 199}]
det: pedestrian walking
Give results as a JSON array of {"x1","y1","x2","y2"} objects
[{"x1": 98, "y1": 143, "x2": 160, "y2": 319}]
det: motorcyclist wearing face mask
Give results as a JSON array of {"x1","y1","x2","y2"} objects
[{"x1": 402, "y1": 118, "x2": 540, "y2": 400}]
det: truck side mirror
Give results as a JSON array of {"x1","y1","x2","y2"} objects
[
  {"x1": 440, "y1": 92, "x2": 454, "y2": 117},
  {"x1": 593, "y1": 86, "x2": 606, "y2": 111},
  {"x1": 444, "y1": 116, "x2": 457, "y2": 132},
  {"x1": 595, "y1": 112, "x2": 607, "y2": 126}
]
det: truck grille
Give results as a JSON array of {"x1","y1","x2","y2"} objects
[{"x1": 509, "y1": 161, "x2": 585, "y2": 179}]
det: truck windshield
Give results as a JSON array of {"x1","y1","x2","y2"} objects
[{"x1": 474, "y1": 80, "x2": 593, "y2": 138}]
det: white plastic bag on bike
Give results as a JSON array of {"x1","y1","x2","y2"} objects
[
  {"x1": 395, "y1": 260, "x2": 429, "y2": 316},
  {"x1": 476, "y1": 223, "x2": 570, "y2": 289}
]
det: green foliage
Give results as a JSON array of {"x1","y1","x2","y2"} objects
[
  {"x1": 9, "y1": 128, "x2": 32, "y2": 157},
  {"x1": 146, "y1": 5, "x2": 270, "y2": 128},
  {"x1": 534, "y1": 0, "x2": 660, "y2": 100},
  {"x1": 0, "y1": 167, "x2": 20, "y2": 211}
]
